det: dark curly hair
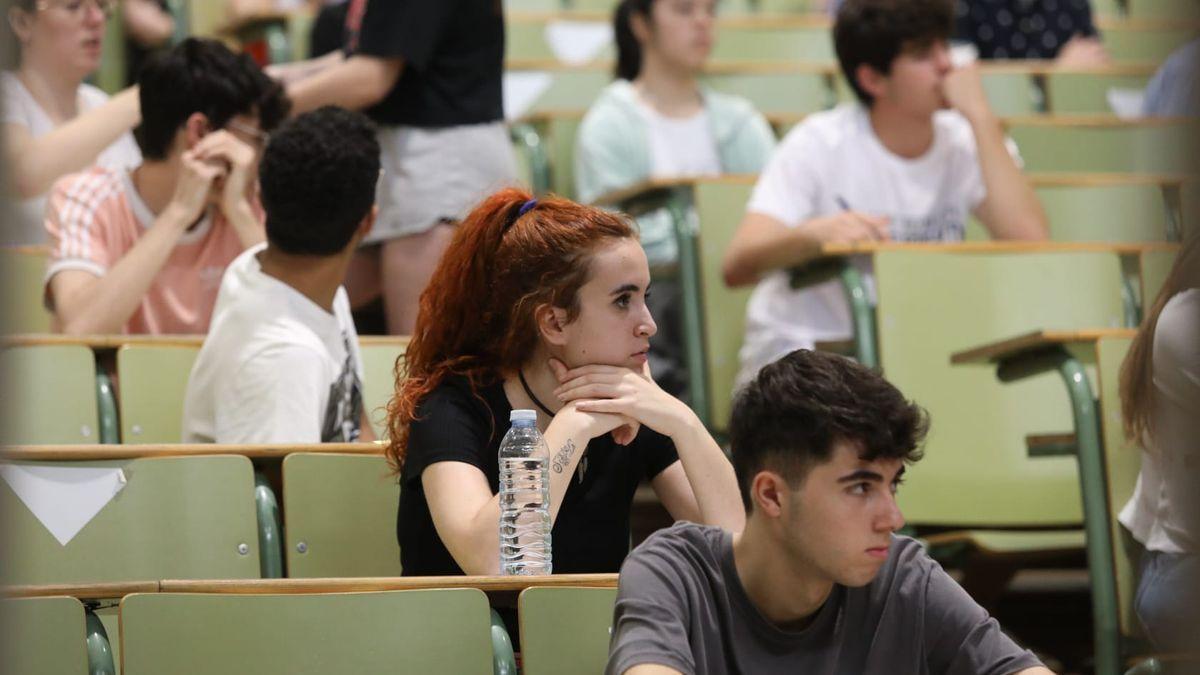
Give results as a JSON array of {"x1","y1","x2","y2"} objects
[
  {"x1": 730, "y1": 349, "x2": 929, "y2": 512},
  {"x1": 834, "y1": 0, "x2": 954, "y2": 106},
  {"x1": 258, "y1": 106, "x2": 380, "y2": 256},
  {"x1": 134, "y1": 38, "x2": 290, "y2": 160}
]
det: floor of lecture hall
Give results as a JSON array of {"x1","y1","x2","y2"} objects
[{"x1": 632, "y1": 487, "x2": 1098, "y2": 674}]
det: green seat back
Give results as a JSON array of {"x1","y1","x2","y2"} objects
[
  {"x1": 359, "y1": 340, "x2": 407, "y2": 439},
  {"x1": 1039, "y1": 183, "x2": 1173, "y2": 242},
  {"x1": 0, "y1": 247, "x2": 52, "y2": 334},
  {"x1": 117, "y1": 344, "x2": 199, "y2": 444},
  {"x1": 0, "y1": 455, "x2": 261, "y2": 584},
  {"x1": 119, "y1": 589, "x2": 495, "y2": 674},
  {"x1": 282, "y1": 453, "x2": 401, "y2": 577},
  {"x1": 711, "y1": 26, "x2": 835, "y2": 62},
  {"x1": 506, "y1": 18, "x2": 617, "y2": 63},
  {"x1": 1104, "y1": 26, "x2": 1199, "y2": 61},
  {"x1": 519, "y1": 587, "x2": 619, "y2": 675},
  {"x1": 0, "y1": 345, "x2": 100, "y2": 444},
  {"x1": 875, "y1": 250, "x2": 1127, "y2": 526},
  {"x1": 1127, "y1": 0, "x2": 1200, "y2": 18},
  {"x1": 1008, "y1": 121, "x2": 1199, "y2": 174},
  {"x1": 694, "y1": 180, "x2": 757, "y2": 433},
  {"x1": 704, "y1": 71, "x2": 833, "y2": 116},
  {"x1": 1140, "y1": 249, "x2": 1177, "y2": 305},
  {"x1": 1045, "y1": 73, "x2": 1152, "y2": 115},
  {"x1": 1096, "y1": 336, "x2": 1141, "y2": 638},
  {"x1": 0, "y1": 596, "x2": 89, "y2": 675}
]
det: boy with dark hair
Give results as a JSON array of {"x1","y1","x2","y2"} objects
[
  {"x1": 182, "y1": 106, "x2": 380, "y2": 444},
  {"x1": 722, "y1": 0, "x2": 1048, "y2": 387},
  {"x1": 44, "y1": 37, "x2": 289, "y2": 334},
  {"x1": 607, "y1": 349, "x2": 1053, "y2": 675}
]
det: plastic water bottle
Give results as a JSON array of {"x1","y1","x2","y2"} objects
[{"x1": 498, "y1": 409, "x2": 552, "y2": 575}]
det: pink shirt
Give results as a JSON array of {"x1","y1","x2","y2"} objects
[{"x1": 44, "y1": 167, "x2": 251, "y2": 334}]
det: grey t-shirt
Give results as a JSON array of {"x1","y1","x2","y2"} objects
[{"x1": 608, "y1": 522, "x2": 1042, "y2": 675}]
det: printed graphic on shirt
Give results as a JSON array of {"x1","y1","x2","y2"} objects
[
  {"x1": 321, "y1": 333, "x2": 363, "y2": 442},
  {"x1": 889, "y1": 206, "x2": 967, "y2": 242}
]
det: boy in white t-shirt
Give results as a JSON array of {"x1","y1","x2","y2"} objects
[
  {"x1": 181, "y1": 107, "x2": 381, "y2": 444},
  {"x1": 723, "y1": 0, "x2": 1048, "y2": 386}
]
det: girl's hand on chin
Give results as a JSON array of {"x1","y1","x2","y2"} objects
[
  {"x1": 550, "y1": 359, "x2": 641, "y2": 444},
  {"x1": 549, "y1": 358, "x2": 694, "y2": 440}
]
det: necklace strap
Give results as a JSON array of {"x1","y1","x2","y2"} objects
[{"x1": 518, "y1": 370, "x2": 556, "y2": 418}]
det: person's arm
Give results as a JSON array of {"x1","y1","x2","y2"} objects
[
  {"x1": 49, "y1": 150, "x2": 221, "y2": 334},
  {"x1": 421, "y1": 403, "x2": 637, "y2": 575},
  {"x1": 286, "y1": 55, "x2": 404, "y2": 115},
  {"x1": 552, "y1": 361, "x2": 745, "y2": 532},
  {"x1": 624, "y1": 666, "x2": 684, "y2": 675},
  {"x1": 4, "y1": 88, "x2": 141, "y2": 198},
  {"x1": 358, "y1": 408, "x2": 377, "y2": 443},
  {"x1": 265, "y1": 51, "x2": 345, "y2": 86},
  {"x1": 121, "y1": 0, "x2": 175, "y2": 47},
  {"x1": 721, "y1": 210, "x2": 889, "y2": 287},
  {"x1": 1013, "y1": 669, "x2": 1056, "y2": 674},
  {"x1": 942, "y1": 65, "x2": 1048, "y2": 241}
]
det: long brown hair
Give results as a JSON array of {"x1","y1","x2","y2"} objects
[
  {"x1": 1120, "y1": 228, "x2": 1200, "y2": 444},
  {"x1": 384, "y1": 188, "x2": 636, "y2": 472}
]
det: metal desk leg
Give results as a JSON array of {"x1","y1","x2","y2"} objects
[
  {"x1": 511, "y1": 123, "x2": 551, "y2": 196},
  {"x1": 665, "y1": 189, "x2": 710, "y2": 429},
  {"x1": 85, "y1": 606, "x2": 116, "y2": 675},
  {"x1": 254, "y1": 471, "x2": 284, "y2": 578},
  {"x1": 838, "y1": 263, "x2": 879, "y2": 369}
]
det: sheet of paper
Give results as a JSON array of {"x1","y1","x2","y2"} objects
[
  {"x1": 504, "y1": 71, "x2": 555, "y2": 121},
  {"x1": 0, "y1": 465, "x2": 127, "y2": 546},
  {"x1": 1107, "y1": 87, "x2": 1146, "y2": 119},
  {"x1": 544, "y1": 20, "x2": 614, "y2": 65}
]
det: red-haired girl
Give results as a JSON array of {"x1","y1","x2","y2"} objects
[{"x1": 386, "y1": 188, "x2": 744, "y2": 576}]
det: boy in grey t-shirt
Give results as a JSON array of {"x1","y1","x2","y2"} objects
[{"x1": 607, "y1": 350, "x2": 1051, "y2": 675}]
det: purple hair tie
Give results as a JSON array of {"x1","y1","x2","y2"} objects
[{"x1": 518, "y1": 198, "x2": 539, "y2": 216}]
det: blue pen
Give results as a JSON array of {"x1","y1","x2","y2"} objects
[{"x1": 835, "y1": 195, "x2": 851, "y2": 211}]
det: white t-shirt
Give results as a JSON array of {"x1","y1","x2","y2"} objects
[
  {"x1": 1, "y1": 71, "x2": 142, "y2": 245},
  {"x1": 634, "y1": 99, "x2": 722, "y2": 179},
  {"x1": 1119, "y1": 289, "x2": 1200, "y2": 554},
  {"x1": 181, "y1": 243, "x2": 365, "y2": 444},
  {"x1": 736, "y1": 104, "x2": 1012, "y2": 387}
]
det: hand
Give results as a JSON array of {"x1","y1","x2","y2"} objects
[
  {"x1": 163, "y1": 149, "x2": 223, "y2": 227},
  {"x1": 550, "y1": 359, "x2": 641, "y2": 445},
  {"x1": 941, "y1": 64, "x2": 993, "y2": 123},
  {"x1": 191, "y1": 130, "x2": 258, "y2": 221},
  {"x1": 1055, "y1": 36, "x2": 1110, "y2": 68},
  {"x1": 551, "y1": 358, "x2": 696, "y2": 441},
  {"x1": 805, "y1": 211, "x2": 890, "y2": 244}
]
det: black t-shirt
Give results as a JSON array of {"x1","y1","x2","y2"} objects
[
  {"x1": 347, "y1": 0, "x2": 505, "y2": 127},
  {"x1": 398, "y1": 374, "x2": 680, "y2": 576},
  {"x1": 955, "y1": 0, "x2": 1098, "y2": 60}
]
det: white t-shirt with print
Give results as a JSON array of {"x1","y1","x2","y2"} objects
[
  {"x1": 1, "y1": 71, "x2": 142, "y2": 244},
  {"x1": 181, "y1": 243, "x2": 365, "y2": 444},
  {"x1": 737, "y1": 103, "x2": 1014, "y2": 387}
]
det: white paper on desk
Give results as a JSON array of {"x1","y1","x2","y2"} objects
[
  {"x1": 1107, "y1": 87, "x2": 1146, "y2": 119},
  {"x1": 545, "y1": 20, "x2": 614, "y2": 65},
  {"x1": 0, "y1": 465, "x2": 127, "y2": 546},
  {"x1": 504, "y1": 71, "x2": 554, "y2": 121}
]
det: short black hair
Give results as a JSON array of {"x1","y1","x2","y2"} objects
[
  {"x1": 133, "y1": 38, "x2": 290, "y2": 160},
  {"x1": 730, "y1": 350, "x2": 929, "y2": 512},
  {"x1": 834, "y1": 0, "x2": 954, "y2": 106},
  {"x1": 258, "y1": 107, "x2": 381, "y2": 256}
]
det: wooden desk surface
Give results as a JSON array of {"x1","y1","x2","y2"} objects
[
  {"x1": 950, "y1": 329, "x2": 1138, "y2": 365},
  {"x1": 158, "y1": 574, "x2": 619, "y2": 595},
  {"x1": 817, "y1": 241, "x2": 1179, "y2": 256},
  {"x1": 0, "y1": 442, "x2": 384, "y2": 461},
  {"x1": 2, "y1": 581, "x2": 159, "y2": 600},
  {"x1": 0, "y1": 334, "x2": 409, "y2": 350}
]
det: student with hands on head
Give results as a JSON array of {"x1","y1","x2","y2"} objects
[
  {"x1": 385, "y1": 188, "x2": 744, "y2": 579},
  {"x1": 722, "y1": 0, "x2": 1047, "y2": 388},
  {"x1": 43, "y1": 37, "x2": 289, "y2": 335},
  {"x1": 608, "y1": 349, "x2": 1056, "y2": 675}
]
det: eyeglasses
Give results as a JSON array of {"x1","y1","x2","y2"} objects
[
  {"x1": 224, "y1": 119, "x2": 271, "y2": 150},
  {"x1": 36, "y1": 0, "x2": 116, "y2": 18}
]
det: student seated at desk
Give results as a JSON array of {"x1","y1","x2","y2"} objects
[
  {"x1": 43, "y1": 38, "x2": 289, "y2": 335},
  {"x1": 182, "y1": 107, "x2": 378, "y2": 444},
  {"x1": 385, "y1": 189, "x2": 744, "y2": 577},
  {"x1": 607, "y1": 349, "x2": 1054, "y2": 675},
  {"x1": 1118, "y1": 229, "x2": 1200, "y2": 657},
  {"x1": 575, "y1": 0, "x2": 775, "y2": 397},
  {"x1": 722, "y1": 0, "x2": 1047, "y2": 387}
]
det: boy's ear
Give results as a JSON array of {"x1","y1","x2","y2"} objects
[
  {"x1": 182, "y1": 112, "x2": 210, "y2": 150},
  {"x1": 855, "y1": 63, "x2": 888, "y2": 102},
  {"x1": 749, "y1": 470, "x2": 790, "y2": 519}
]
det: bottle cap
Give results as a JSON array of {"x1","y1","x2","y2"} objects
[{"x1": 510, "y1": 409, "x2": 537, "y2": 423}]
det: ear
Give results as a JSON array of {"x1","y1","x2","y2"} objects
[
  {"x1": 356, "y1": 204, "x2": 378, "y2": 241},
  {"x1": 182, "y1": 112, "x2": 211, "y2": 151},
  {"x1": 629, "y1": 8, "x2": 653, "y2": 45},
  {"x1": 749, "y1": 470, "x2": 789, "y2": 518},
  {"x1": 854, "y1": 63, "x2": 888, "y2": 102},
  {"x1": 534, "y1": 303, "x2": 571, "y2": 347},
  {"x1": 8, "y1": 7, "x2": 33, "y2": 44}
]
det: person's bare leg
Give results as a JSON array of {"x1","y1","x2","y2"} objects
[
  {"x1": 343, "y1": 244, "x2": 382, "y2": 310},
  {"x1": 379, "y1": 222, "x2": 457, "y2": 335}
]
